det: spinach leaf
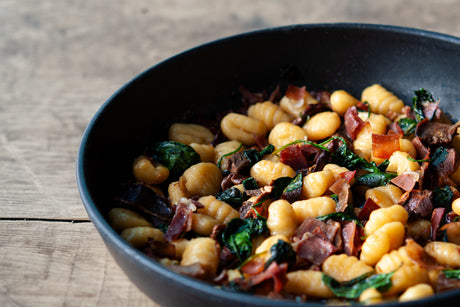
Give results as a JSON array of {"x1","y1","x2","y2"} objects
[
  {"x1": 413, "y1": 88, "x2": 435, "y2": 121},
  {"x1": 282, "y1": 173, "x2": 303, "y2": 202},
  {"x1": 264, "y1": 240, "x2": 296, "y2": 269},
  {"x1": 431, "y1": 146, "x2": 449, "y2": 167},
  {"x1": 243, "y1": 144, "x2": 275, "y2": 165},
  {"x1": 330, "y1": 193, "x2": 339, "y2": 202},
  {"x1": 317, "y1": 208, "x2": 363, "y2": 228},
  {"x1": 356, "y1": 171, "x2": 397, "y2": 188},
  {"x1": 243, "y1": 177, "x2": 259, "y2": 190},
  {"x1": 216, "y1": 187, "x2": 247, "y2": 209},
  {"x1": 433, "y1": 186, "x2": 453, "y2": 209},
  {"x1": 149, "y1": 141, "x2": 201, "y2": 177},
  {"x1": 322, "y1": 270, "x2": 394, "y2": 299},
  {"x1": 397, "y1": 117, "x2": 417, "y2": 136},
  {"x1": 222, "y1": 217, "x2": 268, "y2": 262},
  {"x1": 270, "y1": 176, "x2": 294, "y2": 200},
  {"x1": 330, "y1": 141, "x2": 369, "y2": 171},
  {"x1": 443, "y1": 269, "x2": 460, "y2": 279},
  {"x1": 332, "y1": 141, "x2": 394, "y2": 187}
]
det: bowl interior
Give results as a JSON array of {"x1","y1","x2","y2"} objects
[{"x1": 77, "y1": 23, "x2": 460, "y2": 306}]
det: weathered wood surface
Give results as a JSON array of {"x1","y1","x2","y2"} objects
[{"x1": 2, "y1": 0, "x2": 460, "y2": 306}]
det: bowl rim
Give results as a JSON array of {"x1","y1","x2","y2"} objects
[{"x1": 76, "y1": 22, "x2": 460, "y2": 306}]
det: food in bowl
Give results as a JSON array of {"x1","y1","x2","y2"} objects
[{"x1": 107, "y1": 82, "x2": 460, "y2": 304}]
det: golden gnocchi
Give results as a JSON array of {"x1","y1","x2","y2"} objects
[{"x1": 110, "y1": 83, "x2": 460, "y2": 304}]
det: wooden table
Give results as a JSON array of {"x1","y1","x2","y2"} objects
[{"x1": 2, "y1": 1, "x2": 460, "y2": 306}]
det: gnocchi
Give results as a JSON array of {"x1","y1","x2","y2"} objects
[{"x1": 110, "y1": 83, "x2": 460, "y2": 304}]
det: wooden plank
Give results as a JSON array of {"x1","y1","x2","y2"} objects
[
  {"x1": 1, "y1": 0, "x2": 460, "y2": 220},
  {"x1": 0, "y1": 221, "x2": 159, "y2": 307}
]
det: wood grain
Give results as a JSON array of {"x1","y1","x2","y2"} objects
[
  {"x1": 2, "y1": 0, "x2": 460, "y2": 306},
  {"x1": 0, "y1": 221, "x2": 156, "y2": 307}
]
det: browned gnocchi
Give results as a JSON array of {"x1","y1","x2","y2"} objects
[{"x1": 110, "y1": 84, "x2": 460, "y2": 304}]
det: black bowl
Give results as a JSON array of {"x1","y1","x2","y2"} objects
[{"x1": 77, "y1": 23, "x2": 460, "y2": 306}]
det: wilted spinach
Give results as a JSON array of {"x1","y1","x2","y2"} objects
[
  {"x1": 330, "y1": 138, "x2": 395, "y2": 187},
  {"x1": 243, "y1": 177, "x2": 259, "y2": 190},
  {"x1": 317, "y1": 206, "x2": 363, "y2": 228},
  {"x1": 443, "y1": 269, "x2": 460, "y2": 279},
  {"x1": 148, "y1": 141, "x2": 200, "y2": 177},
  {"x1": 431, "y1": 146, "x2": 449, "y2": 167},
  {"x1": 270, "y1": 176, "x2": 294, "y2": 200},
  {"x1": 216, "y1": 187, "x2": 247, "y2": 209},
  {"x1": 413, "y1": 88, "x2": 435, "y2": 121},
  {"x1": 222, "y1": 217, "x2": 268, "y2": 262},
  {"x1": 432, "y1": 186, "x2": 453, "y2": 209},
  {"x1": 397, "y1": 117, "x2": 417, "y2": 136},
  {"x1": 322, "y1": 270, "x2": 394, "y2": 299},
  {"x1": 355, "y1": 171, "x2": 397, "y2": 187},
  {"x1": 264, "y1": 239, "x2": 296, "y2": 269},
  {"x1": 243, "y1": 144, "x2": 275, "y2": 165}
]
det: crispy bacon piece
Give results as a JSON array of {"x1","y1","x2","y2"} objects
[
  {"x1": 431, "y1": 207, "x2": 446, "y2": 241},
  {"x1": 342, "y1": 221, "x2": 362, "y2": 257},
  {"x1": 164, "y1": 201, "x2": 194, "y2": 242},
  {"x1": 372, "y1": 133, "x2": 402, "y2": 159},
  {"x1": 240, "y1": 186, "x2": 273, "y2": 219},
  {"x1": 344, "y1": 106, "x2": 366, "y2": 140},
  {"x1": 357, "y1": 198, "x2": 380, "y2": 222},
  {"x1": 293, "y1": 231, "x2": 338, "y2": 265},
  {"x1": 292, "y1": 218, "x2": 341, "y2": 264},
  {"x1": 280, "y1": 145, "x2": 309, "y2": 171},
  {"x1": 285, "y1": 84, "x2": 306, "y2": 101},
  {"x1": 388, "y1": 121, "x2": 404, "y2": 135},
  {"x1": 329, "y1": 178, "x2": 350, "y2": 213},
  {"x1": 390, "y1": 171, "x2": 419, "y2": 192},
  {"x1": 311, "y1": 138, "x2": 340, "y2": 172}
]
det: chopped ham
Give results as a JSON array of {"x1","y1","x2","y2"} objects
[
  {"x1": 431, "y1": 207, "x2": 446, "y2": 241},
  {"x1": 280, "y1": 145, "x2": 309, "y2": 171},
  {"x1": 344, "y1": 106, "x2": 366, "y2": 140},
  {"x1": 164, "y1": 201, "x2": 194, "y2": 242},
  {"x1": 357, "y1": 198, "x2": 380, "y2": 222},
  {"x1": 342, "y1": 221, "x2": 362, "y2": 257},
  {"x1": 390, "y1": 171, "x2": 419, "y2": 192},
  {"x1": 248, "y1": 262, "x2": 288, "y2": 294},
  {"x1": 292, "y1": 218, "x2": 341, "y2": 264},
  {"x1": 329, "y1": 177, "x2": 350, "y2": 212}
]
